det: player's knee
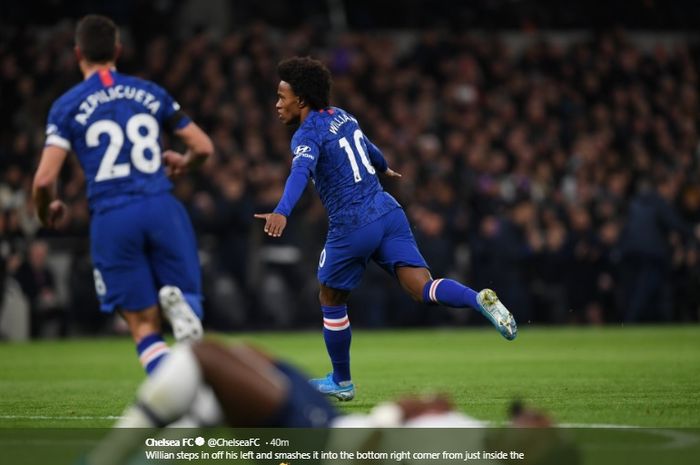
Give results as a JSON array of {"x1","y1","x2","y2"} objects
[
  {"x1": 191, "y1": 340, "x2": 236, "y2": 379},
  {"x1": 318, "y1": 287, "x2": 348, "y2": 306}
]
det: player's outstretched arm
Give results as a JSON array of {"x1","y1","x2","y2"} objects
[
  {"x1": 32, "y1": 145, "x2": 69, "y2": 228},
  {"x1": 165, "y1": 122, "x2": 214, "y2": 177},
  {"x1": 254, "y1": 161, "x2": 313, "y2": 237}
]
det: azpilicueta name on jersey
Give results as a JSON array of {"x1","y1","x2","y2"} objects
[{"x1": 75, "y1": 85, "x2": 164, "y2": 125}]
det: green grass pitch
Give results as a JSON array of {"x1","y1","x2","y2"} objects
[{"x1": 1, "y1": 326, "x2": 698, "y2": 428}]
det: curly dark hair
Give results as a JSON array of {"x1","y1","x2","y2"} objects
[
  {"x1": 278, "y1": 57, "x2": 332, "y2": 110},
  {"x1": 75, "y1": 15, "x2": 118, "y2": 63}
]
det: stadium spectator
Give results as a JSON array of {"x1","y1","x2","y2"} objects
[
  {"x1": 470, "y1": 209, "x2": 534, "y2": 324},
  {"x1": 618, "y1": 175, "x2": 698, "y2": 322},
  {"x1": 12, "y1": 239, "x2": 67, "y2": 338}
]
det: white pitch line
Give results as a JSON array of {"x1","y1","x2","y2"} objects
[
  {"x1": 486, "y1": 420, "x2": 643, "y2": 428},
  {"x1": 0, "y1": 415, "x2": 122, "y2": 421},
  {"x1": 558, "y1": 422, "x2": 641, "y2": 428}
]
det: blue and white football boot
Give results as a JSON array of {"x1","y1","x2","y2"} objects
[
  {"x1": 477, "y1": 289, "x2": 518, "y2": 341},
  {"x1": 309, "y1": 373, "x2": 355, "y2": 401}
]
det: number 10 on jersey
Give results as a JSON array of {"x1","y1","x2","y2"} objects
[{"x1": 339, "y1": 129, "x2": 375, "y2": 183}]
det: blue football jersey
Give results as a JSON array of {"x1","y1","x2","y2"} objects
[
  {"x1": 45, "y1": 69, "x2": 190, "y2": 213},
  {"x1": 279, "y1": 107, "x2": 400, "y2": 237}
]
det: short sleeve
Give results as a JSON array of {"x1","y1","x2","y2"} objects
[
  {"x1": 45, "y1": 102, "x2": 72, "y2": 151},
  {"x1": 156, "y1": 85, "x2": 191, "y2": 131}
]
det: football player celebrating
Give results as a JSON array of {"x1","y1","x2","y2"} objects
[{"x1": 255, "y1": 57, "x2": 517, "y2": 401}]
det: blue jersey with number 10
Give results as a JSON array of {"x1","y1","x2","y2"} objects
[
  {"x1": 274, "y1": 107, "x2": 400, "y2": 238},
  {"x1": 44, "y1": 69, "x2": 190, "y2": 213}
]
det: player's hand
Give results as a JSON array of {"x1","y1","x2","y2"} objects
[
  {"x1": 46, "y1": 200, "x2": 67, "y2": 229},
  {"x1": 383, "y1": 167, "x2": 402, "y2": 178},
  {"x1": 254, "y1": 212, "x2": 287, "y2": 238},
  {"x1": 163, "y1": 150, "x2": 188, "y2": 178}
]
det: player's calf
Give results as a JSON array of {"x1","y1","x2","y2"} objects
[
  {"x1": 321, "y1": 304, "x2": 352, "y2": 384},
  {"x1": 420, "y1": 278, "x2": 518, "y2": 340},
  {"x1": 421, "y1": 278, "x2": 480, "y2": 308},
  {"x1": 121, "y1": 306, "x2": 170, "y2": 374}
]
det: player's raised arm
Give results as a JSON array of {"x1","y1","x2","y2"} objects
[
  {"x1": 32, "y1": 145, "x2": 69, "y2": 228},
  {"x1": 164, "y1": 122, "x2": 214, "y2": 177}
]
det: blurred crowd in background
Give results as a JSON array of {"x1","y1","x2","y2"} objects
[{"x1": 1, "y1": 1, "x2": 700, "y2": 338}]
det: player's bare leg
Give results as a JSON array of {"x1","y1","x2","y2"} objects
[
  {"x1": 312, "y1": 284, "x2": 355, "y2": 400},
  {"x1": 319, "y1": 285, "x2": 350, "y2": 306},
  {"x1": 120, "y1": 306, "x2": 170, "y2": 373},
  {"x1": 192, "y1": 341, "x2": 288, "y2": 426},
  {"x1": 395, "y1": 266, "x2": 433, "y2": 302},
  {"x1": 395, "y1": 265, "x2": 517, "y2": 340},
  {"x1": 113, "y1": 341, "x2": 287, "y2": 428},
  {"x1": 120, "y1": 306, "x2": 162, "y2": 343}
]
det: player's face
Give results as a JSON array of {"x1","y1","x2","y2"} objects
[{"x1": 276, "y1": 81, "x2": 301, "y2": 125}]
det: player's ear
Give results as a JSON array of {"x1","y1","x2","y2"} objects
[
  {"x1": 74, "y1": 46, "x2": 83, "y2": 63},
  {"x1": 297, "y1": 97, "x2": 306, "y2": 109},
  {"x1": 114, "y1": 43, "x2": 123, "y2": 62}
]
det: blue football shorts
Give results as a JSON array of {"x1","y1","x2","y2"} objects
[
  {"x1": 90, "y1": 193, "x2": 202, "y2": 316},
  {"x1": 318, "y1": 207, "x2": 428, "y2": 291}
]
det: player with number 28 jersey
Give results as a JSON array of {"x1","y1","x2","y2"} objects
[
  {"x1": 33, "y1": 15, "x2": 213, "y2": 375},
  {"x1": 46, "y1": 69, "x2": 184, "y2": 213}
]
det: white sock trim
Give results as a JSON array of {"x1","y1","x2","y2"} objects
[
  {"x1": 139, "y1": 341, "x2": 170, "y2": 368},
  {"x1": 323, "y1": 316, "x2": 350, "y2": 331},
  {"x1": 429, "y1": 279, "x2": 444, "y2": 303}
]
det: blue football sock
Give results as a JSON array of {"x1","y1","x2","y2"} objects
[
  {"x1": 321, "y1": 305, "x2": 352, "y2": 384},
  {"x1": 422, "y1": 279, "x2": 479, "y2": 310},
  {"x1": 136, "y1": 333, "x2": 170, "y2": 375}
]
